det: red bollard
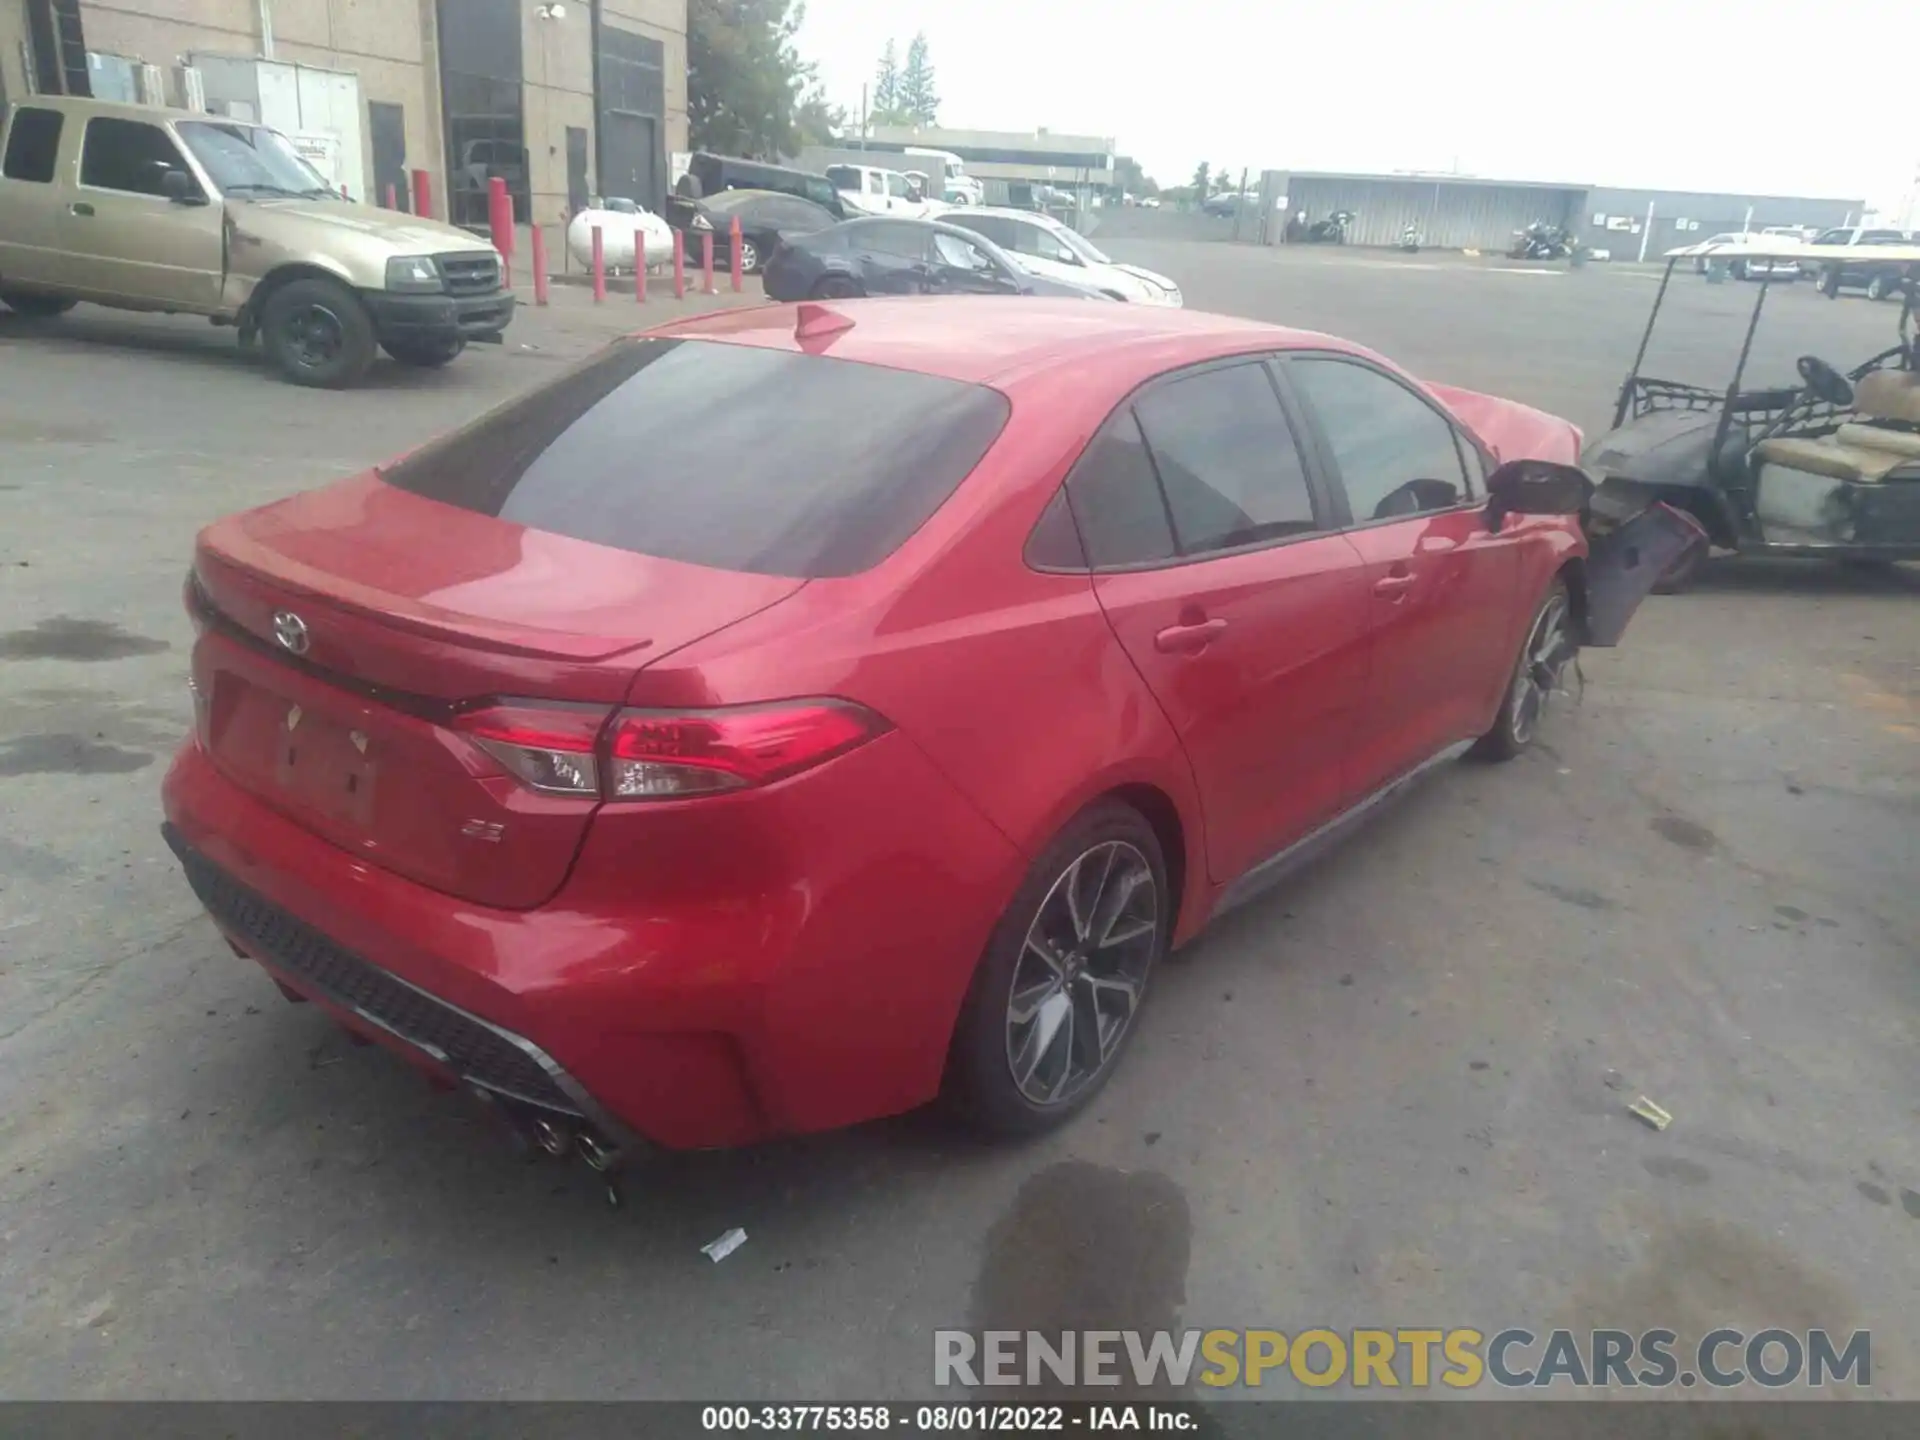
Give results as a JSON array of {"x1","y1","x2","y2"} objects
[
  {"x1": 340, "y1": 184, "x2": 349, "y2": 200},
  {"x1": 635, "y1": 237, "x2": 647, "y2": 303},
  {"x1": 591, "y1": 225, "x2": 606, "y2": 303},
  {"x1": 530, "y1": 224, "x2": 550, "y2": 306},
  {"x1": 411, "y1": 168, "x2": 432, "y2": 219},
  {"x1": 701, "y1": 231, "x2": 715, "y2": 295},
  {"x1": 673, "y1": 230, "x2": 686, "y2": 299},
  {"x1": 384, "y1": 182, "x2": 397, "y2": 210},
  {"x1": 729, "y1": 217, "x2": 744, "y2": 292},
  {"x1": 487, "y1": 177, "x2": 514, "y2": 288}
]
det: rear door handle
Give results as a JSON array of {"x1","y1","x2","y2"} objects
[
  {"x1": 1154, "y1": 618, "x2": 1229, "y2": 654},
  {"x1": 70, "y1": 202, "x2": 95, "y2": 218},
  {"x1": 1372, "y1": 565, "x2": 1416, "y2": 598}
]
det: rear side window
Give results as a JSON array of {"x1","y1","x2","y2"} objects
[
  {"x1": 857, "y1": 222, "x2": 930, "y2": 259},
  {"x1": 1066, "y1": 412, "x2": 1176, "y2": 567},
  {"x1": 1133, "y1": 363, "x2": 1319, "y2": 554},
  {"x1": 379, "y1": 339, "x2": 1011, "y2": 579},
  {"x1": 3, "y1": 107, "x2": 63, "y2": 183}
]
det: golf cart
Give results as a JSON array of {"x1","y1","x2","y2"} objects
[{"x1": 1583, "y1": 236, "x2": 1920, "y2": 591}]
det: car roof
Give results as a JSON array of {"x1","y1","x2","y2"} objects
[{"x1": 642, "y1": 297, "x2": 1358, "y2": 392}]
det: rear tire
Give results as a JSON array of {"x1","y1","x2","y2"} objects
[
  {"x1": 943, "y1": 801, "x2": 1169, "y2": 1136},
  {"x1": 1866, "y1": 275, "x2": 1890, "y2": 302},
  {"x1": 261, "y1": 277, "x2": 376, "y2": 389},
  {"x1": 0, "y1": 291, "x2": 76, "y2": 318},
  {"x1": 1820, "y1": 267, "x2": 1840, "y2": 298},
  {"x1": 1472, "y1": 579, "x2": 1574, "y2": 762},
  {"x1": 737, "y1": 239, "x2": 761, "y2": 274},
  {"x1": 811, "y1": 274, "x2": 861, "y2": 300}
]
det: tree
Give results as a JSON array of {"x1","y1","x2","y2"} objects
[
  {"x1": 1114, "y1": 154, "x2": 1158, "y2": 198},
  {"x1": 688, "y1": 0, "x2": 827, "y2": 160},
  {"x1": 872, "y1": 39, "x2": 902, "y2": 123},
  {"x1": 1214, "y1": 165, "x2": 1236, "y2": 194},
  {"x1": 900, "y1": 32, "x2": 939, "y2": 126},
  {"x1": 1191, "y1": 160, "x2": 1210, "y2": 197}
]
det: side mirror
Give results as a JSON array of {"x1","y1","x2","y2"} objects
[
  {"x1": 161, "y1": 168, "x2": 204, "y2": 205},
  {"x1": 1485, "y1": 459, "x2": 1593, "y2": 530}
]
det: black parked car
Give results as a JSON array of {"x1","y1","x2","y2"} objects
[
  {"x1": 1811, "y1": 228, "x2": 1915, "y2": 300},
  {"x1": 663, "y1": 188, "x2": 841, "y2": 274},
  {"x1": 761, "y1": 218, "x2": 1112, "y2": 302}
]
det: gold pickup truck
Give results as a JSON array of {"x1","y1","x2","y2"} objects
[{"x1": 0, "y1": 96, "x2": 514, "y2": 387}]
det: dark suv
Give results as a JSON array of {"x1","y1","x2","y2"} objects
[
  {"x1": 687, "y1": 154, "x2": 848, "y2": 218},
  {"x1": 1812, "y1": 227, "x2": 1913, "y2": 299}
]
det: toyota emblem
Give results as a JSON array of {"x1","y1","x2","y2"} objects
[{"x1": 271, "y1": 610, "x2": 310, "y2": 655}]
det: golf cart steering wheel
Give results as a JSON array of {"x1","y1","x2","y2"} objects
[{"x1": 1796, "y1": 355, "x2": 1854, "y2": 407}]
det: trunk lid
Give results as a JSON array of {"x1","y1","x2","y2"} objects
[{"x1": 190, "y1": 476, "x2": 803, "y2": 909}]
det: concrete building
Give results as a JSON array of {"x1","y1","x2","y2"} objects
[
  {"x1": 1245, "y1": 170, "x2": 1864, "y2": 255},
  {"x1": 0, "y1": 0, "x2": 686, "y2": 229},
  {"x1": 857, "y1": 125, "x2": 1114, "y2": 207}
]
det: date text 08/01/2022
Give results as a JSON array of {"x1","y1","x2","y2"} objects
[{"x1": 700, "y1": 1405, "x2": 1197, "y2": 1432}]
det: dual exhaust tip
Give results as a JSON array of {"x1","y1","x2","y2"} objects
[{"x1": 532, "y1": 1115, "x2": 620, "y2": 1173}]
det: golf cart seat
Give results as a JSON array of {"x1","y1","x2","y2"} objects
[
  {"x1": 1853, "y1": 369, "x2": 1920, "y2": 424},
  {"x1": 1752, "y1": 374, "x2": 1920, "y2": 483},
  {"x1": 1751, "y1": 434, "x2": 1919, "y2": 483}
]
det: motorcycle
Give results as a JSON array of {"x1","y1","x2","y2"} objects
[
  {"x1": 1305, "y1": 210, "x2": 1353, "y2": 244},
  {"x1": 1399, "y1": 223, "x2": 1422, "y2": 253},
  {"x1": 1509, "y1": 221, "x2": 1574, "y2": 260}
]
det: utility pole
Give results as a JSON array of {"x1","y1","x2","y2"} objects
[{"x1": 859, "y1": 85, "x2": 868, "y2": 154}]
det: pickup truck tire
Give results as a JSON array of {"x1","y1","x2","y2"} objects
[
  {"x1": 381, "y1": 336, "x2": 466, "y2": 367},
  {"x1": 261, "y1": 278, "x2": 376, "y2": 388},
  {"x1": 0, "y1": 292, "x2": 77, "y2": 319}
]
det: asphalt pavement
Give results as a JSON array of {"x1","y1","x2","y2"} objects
[{"x1": 1, "y1": 243, "x2": 1915, "y2": 1401}]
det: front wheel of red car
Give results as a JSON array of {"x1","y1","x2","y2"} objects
[
  {"x1": 943, "y1": 802, "x2": 1170, "y2": 1136},
  {"x1": 1473, "y1": 578, "x2": 1574, "y2": 763}
]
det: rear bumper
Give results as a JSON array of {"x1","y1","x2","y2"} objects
[
  {"x1": 361, "y1": 288, "x2": 516, "y2": 345},
  {"x1": 159, "y1": 732, "x2": 1022, "y2": 1150}
]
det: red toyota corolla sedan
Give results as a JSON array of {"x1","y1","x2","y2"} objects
[{"x1": 161, "y1": 298, "x2": 1691, "y2": 1176}]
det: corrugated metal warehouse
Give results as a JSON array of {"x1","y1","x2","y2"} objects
[{"x1": 1250, "y1": 171, "x2": 1865, "y2": 253}]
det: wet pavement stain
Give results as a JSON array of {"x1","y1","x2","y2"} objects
[
  {"x1": 0, "y1": 618, "x2": 169, "y2": 662},
  {"x1": 1643, "y1": 1156, "x2": 1712, "y2": 1186},
  {"x1": 1857, "y1": 1180, "x2": 1891, "y2": 1207},
  {"x1": 968, "y1": 1160, "x2": 1191, "y2": 1401},
  {"x1": 1774, "y1": 904, "x2": 1809, "y2": 922},
  {"x1": 1650, "y1": 814, "x2": 1718, "y2": 852},
  {"x1": 1526, "y1": 879, "x2": 1616, "y2": 911},
  {"x1": 0, "y1": 733, "x2": 152, "y2": 776},
  {"x1": 1902, "y1": 1189, "x2": 1920, "y2": 1220}
]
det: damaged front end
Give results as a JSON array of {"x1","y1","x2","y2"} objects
[{"x1": 1579, "y1": 500, "x2": 1710, "y2": 646}]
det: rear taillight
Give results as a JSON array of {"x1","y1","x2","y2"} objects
[
  {"x1": 605, "y1": 700, "x2": 886, "y2": 798},
  {"x1": 453, "y1": 702, "x2": 611, "y2": 796},
  {"x1": 453, "y1": 698, "x2": 887, "y2": 802}
]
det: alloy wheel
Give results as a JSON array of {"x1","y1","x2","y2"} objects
[
  {"x1": 738, "y1": 241, "x2": 760, "y2": 273},
  {"x1": 1509, "y1": 591, "x2": 1572, "y2": 747},
  {"x1": 1004, "y1": 841, "x2": 1159, "y2": 1107}
]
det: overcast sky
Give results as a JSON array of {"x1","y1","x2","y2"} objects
[{"x1": 796, "y1": 0, "x2": 1916, "y2": 214}]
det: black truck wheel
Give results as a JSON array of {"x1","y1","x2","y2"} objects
[{"x1": 261, "y1": 278, "x2": 376, "y2": 388}]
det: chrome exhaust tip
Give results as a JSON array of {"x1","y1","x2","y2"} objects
[
  {"x1": 577, "y1": 1131, "x2": 620, "y2": 1173},
  {"x1": 534, "y1": 1118, "x2": 575, "y2": 1157}
]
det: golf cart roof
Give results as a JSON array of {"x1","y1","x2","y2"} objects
[{"x1": 1664, "y1": 238, "x2": 1920, "y2": 264}]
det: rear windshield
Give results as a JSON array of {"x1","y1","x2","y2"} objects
[{"x1": 378, "y1": 339, "x2": 1011, "y2": 578}]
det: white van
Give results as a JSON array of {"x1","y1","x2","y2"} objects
[{"x1": 824, "y1": 164, "x2": 935, "y2": 219}]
